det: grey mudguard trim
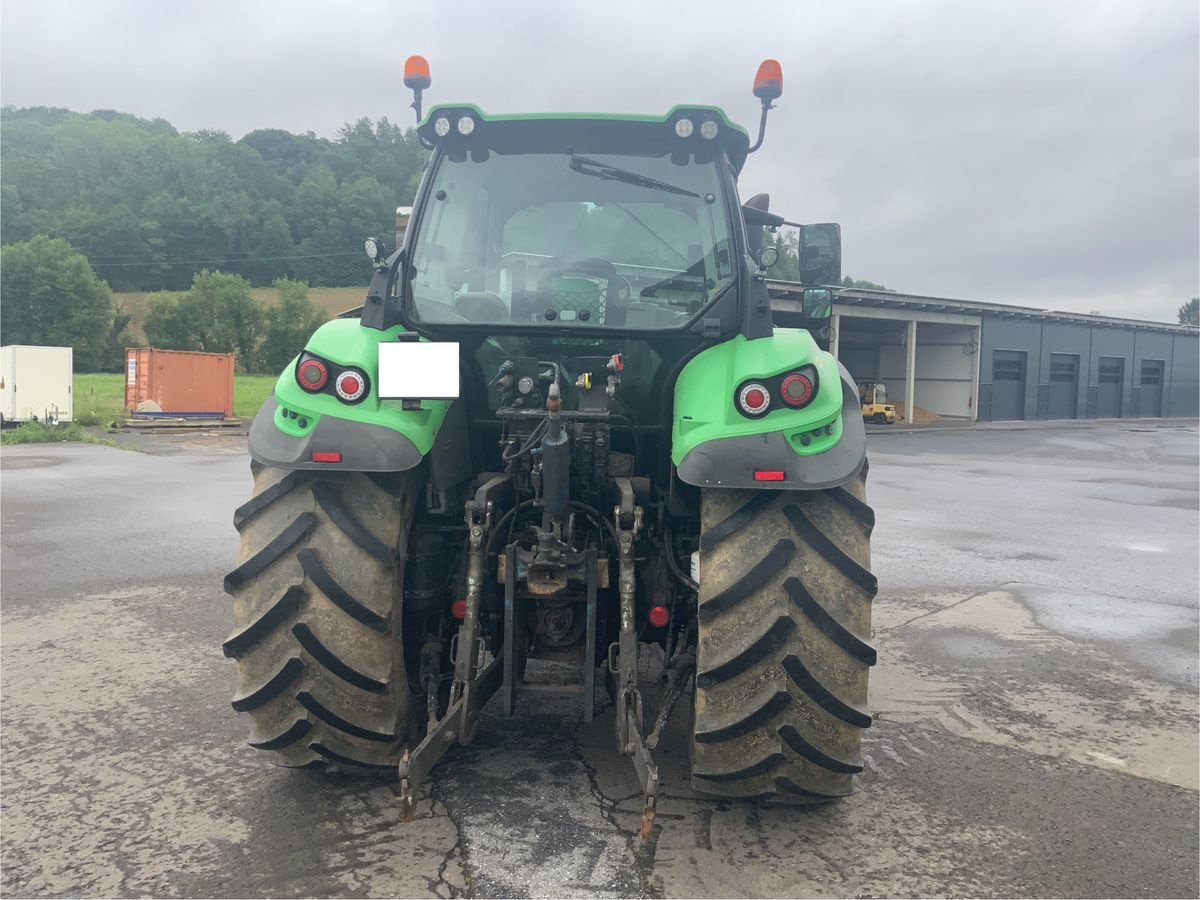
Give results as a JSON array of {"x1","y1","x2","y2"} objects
[
  {"x1": 249, "y1": 395, "x2": 424, "y2": 472},
  {"x1": 676, "y1": 362, "x2": 867, "y2": 491}
]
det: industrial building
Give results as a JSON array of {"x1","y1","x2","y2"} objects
[{"x1": 771, "y1": 284, "x2": 1199, "y2": 423}]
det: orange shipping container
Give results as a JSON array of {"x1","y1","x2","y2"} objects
[{"x1": 124, "y1": 348, "x2": 235, "y2": 418}]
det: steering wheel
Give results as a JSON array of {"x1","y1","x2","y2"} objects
[
  {"x1": 537, "y1": 257, "x2": 633, "y2": 324},
  {"x1": 453, "y1": 290, "x2": 509, "y2": 323}
]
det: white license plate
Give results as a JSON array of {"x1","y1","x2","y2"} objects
[{"x1": 377, "y1": 341, "x2": 460, "y2": 399}]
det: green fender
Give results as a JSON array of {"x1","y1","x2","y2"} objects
[
  {"x1": 248, "y1": 319, "x2": 455, "y2": 472},
  {"x1": 672, "y1": 330, "x2": 867, "y2": 490}
]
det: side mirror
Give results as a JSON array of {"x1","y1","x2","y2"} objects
[
  {"x1": 801, "y1": 288, "x2": 834, "y2": 318},
  {"x1": 797, "y1": 223, "x2": 841, "y2": 286}
]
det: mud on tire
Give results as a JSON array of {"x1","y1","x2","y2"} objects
[
  {"x1": 223, "y1": 463, "x2": 419, "y2": 772},
  {"x1": 691, "y1": 462, "x2": 877, "y2": 801}
]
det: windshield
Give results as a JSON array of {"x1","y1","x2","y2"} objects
[{"x1": 406, "y1": 151, "x2": 735, "y2": 329}]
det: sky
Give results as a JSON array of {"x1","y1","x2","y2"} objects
[{"x1": 2, "y1": 0, "x2": 1197, "y2": 322}]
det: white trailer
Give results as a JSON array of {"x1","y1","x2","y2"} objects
[{"x1": 0, "y1": 345, "x2": 73, "y2": 425}]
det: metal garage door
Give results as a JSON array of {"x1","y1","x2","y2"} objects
[
  {"x1": 991, "y1": 350, "x2": 1026, "y2": 420},
  {"x1": 1047, "y1": 353, "x2": 1079, "y2": 419},
  {"x1": 1097, "y1": 357, "x2": 1124, "y2": 418},
  {"x1": 1139, "y1": 359, "x2": 1164, "y2": 417}
]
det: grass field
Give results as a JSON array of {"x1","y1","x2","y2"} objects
[
  {"x1": 74, "y1": 373, "x2": 277, "y2": 425},
  {"x1": 0, "y1": 422, "x2": 116, "y2": 447},
  {"x1": 116, "y1": 286, "x2": 365, "y2": 341}
]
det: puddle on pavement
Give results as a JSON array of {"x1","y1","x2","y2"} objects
[
  {"x1": 871, "y1": 587, "x2": 1199, "y2": 790},
  {"x1": 0, "y1": 455, "x2": 65, "y2": 469}
]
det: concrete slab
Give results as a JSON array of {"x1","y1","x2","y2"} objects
[{"x1": 1, "y1": 424, "x2": 1196, "y2": 897}]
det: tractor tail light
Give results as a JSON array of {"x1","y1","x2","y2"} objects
[
  {"x1": 780, "y1": 372, "x2": 814, "y2": 407},
  {"x1": 335, "y1": 370, "x2": 367, "y2": 402},
  {"x1": 297, "y1": 359, "x2": 328, "y2": 392},
  {"x1": 754, "y1": 470, "x2": 786, "y2": 482},
  {"x1": 451, "y1": 599, "x2": 467, "y2": 621},
  {"x1": 648, "y1": 605, "x2": 670, "y2": 628},
  {"x1": 737, "y1": 382, "x2": 771, "y2": 417}
]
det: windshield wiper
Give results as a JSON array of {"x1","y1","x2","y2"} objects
[{"x1": 568, "y1": 155, "x2": 699, "y2": 198}]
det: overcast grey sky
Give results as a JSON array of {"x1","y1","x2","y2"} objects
[{"x1": 2, "y1": 0, "x2": 1197, "y2": 321}]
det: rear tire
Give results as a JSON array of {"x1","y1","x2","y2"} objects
[
  {"x1": 223, "y1": 463, "x2": 420, "y2": 772},
  {"x1": 691, "y1": 462, "x2": 877, "y2": 801}
]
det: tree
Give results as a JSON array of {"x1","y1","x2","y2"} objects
[
  {"x1": 0, "y1": 236, "x2": 118, "y2": 370},
  {"x1": 841, "y1": 276, "x2": 893, "y2": 291},
  {"x1": 143, "y1": 270, "x2": 261, "y2": 367},
  {"x1": 1179, "y1": 297, "x2": 1199, "y2": 326},
  {"x1": 256, "y1": 278, "x2": 328, "y2": 373},
  {"x1": 1, "y1": 106, "x2": 428, "y2": 291}
]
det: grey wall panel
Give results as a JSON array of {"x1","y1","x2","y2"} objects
[
  {"x1": 1132, "y1": 332, "x2": 1174, "y2": 369},
  {"x1": 1168, "y1": 334, "x2": 1199, "y2": 417},
  {"x1": 1087, "y1": 328, "x2": 1136, "y2": 417}
]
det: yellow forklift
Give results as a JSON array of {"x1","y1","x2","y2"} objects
[{"x1": 860, "y1": 382, "x2": 897, "y2": 424}]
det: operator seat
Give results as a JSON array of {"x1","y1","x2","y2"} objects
[{"x1": 531, "y1": 257, "x2": 627, "y2": 327}]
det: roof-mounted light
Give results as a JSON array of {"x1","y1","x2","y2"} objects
[
  {"x1": 748, "y1": 59, "x2": 784, "y2": 154},
  {"x1": 403, "y1": 56, "x2": 431, "y2": 91},
  {"x1": 456, "y1": 115, "x2": 475, "y2": 135},
  {"x1": 699, "y1": 119, "x2": 719, "y2": 140},
  {"x1": 433, "y1": 116, "x2": 451, "y2": 137},
  {"x1": 753, "y1": 59, "x2": 784, "y2": 101},
  {"x1": 404, "y1": 55, "x2": 431, "y2": 123},
  {"x1": 674, "y1": 117, "x2": 694, "y2": 138}
]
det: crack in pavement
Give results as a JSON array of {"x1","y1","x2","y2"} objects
[
  {"x1": 428, "y1": 784, "x2": 469, "y2": 898},
  {"x1": 885, "y1": 582, "x2": 1023, "y2": 630},
  {"x1": 569, "y1": 726, "x2": 659, "y2": 898}
]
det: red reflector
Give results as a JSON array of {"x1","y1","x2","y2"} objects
[
  {"x1": 738, "y1": 382, "x2": 771, "y2": 416},
  {"x1": 451, "y1": 599, "x2": 467, "y2": 621},
  {"x1": 335, "y1": 370, "x2": 366, "y2": 402},
  {"x1": 648, "y1": 605, "x2": 670, "y2": 628},
  {"x1": 312, "y1": 451, "x2": 342, "y2": 463},
  {"x1": 754, "y1": 470, "x2": 786, "y2": 482}
]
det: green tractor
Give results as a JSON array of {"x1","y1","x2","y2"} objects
[{"x1": 224, "y1": 55, "x2": 876, "y2": 839}]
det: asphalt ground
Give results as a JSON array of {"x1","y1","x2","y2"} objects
[{"x1": 1, "y1": 421, "x2": 1197, "y2": 898}]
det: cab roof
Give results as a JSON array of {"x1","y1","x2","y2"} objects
[{"x1": 417, "y1": 104, "x2": 753, "y2": 173}]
